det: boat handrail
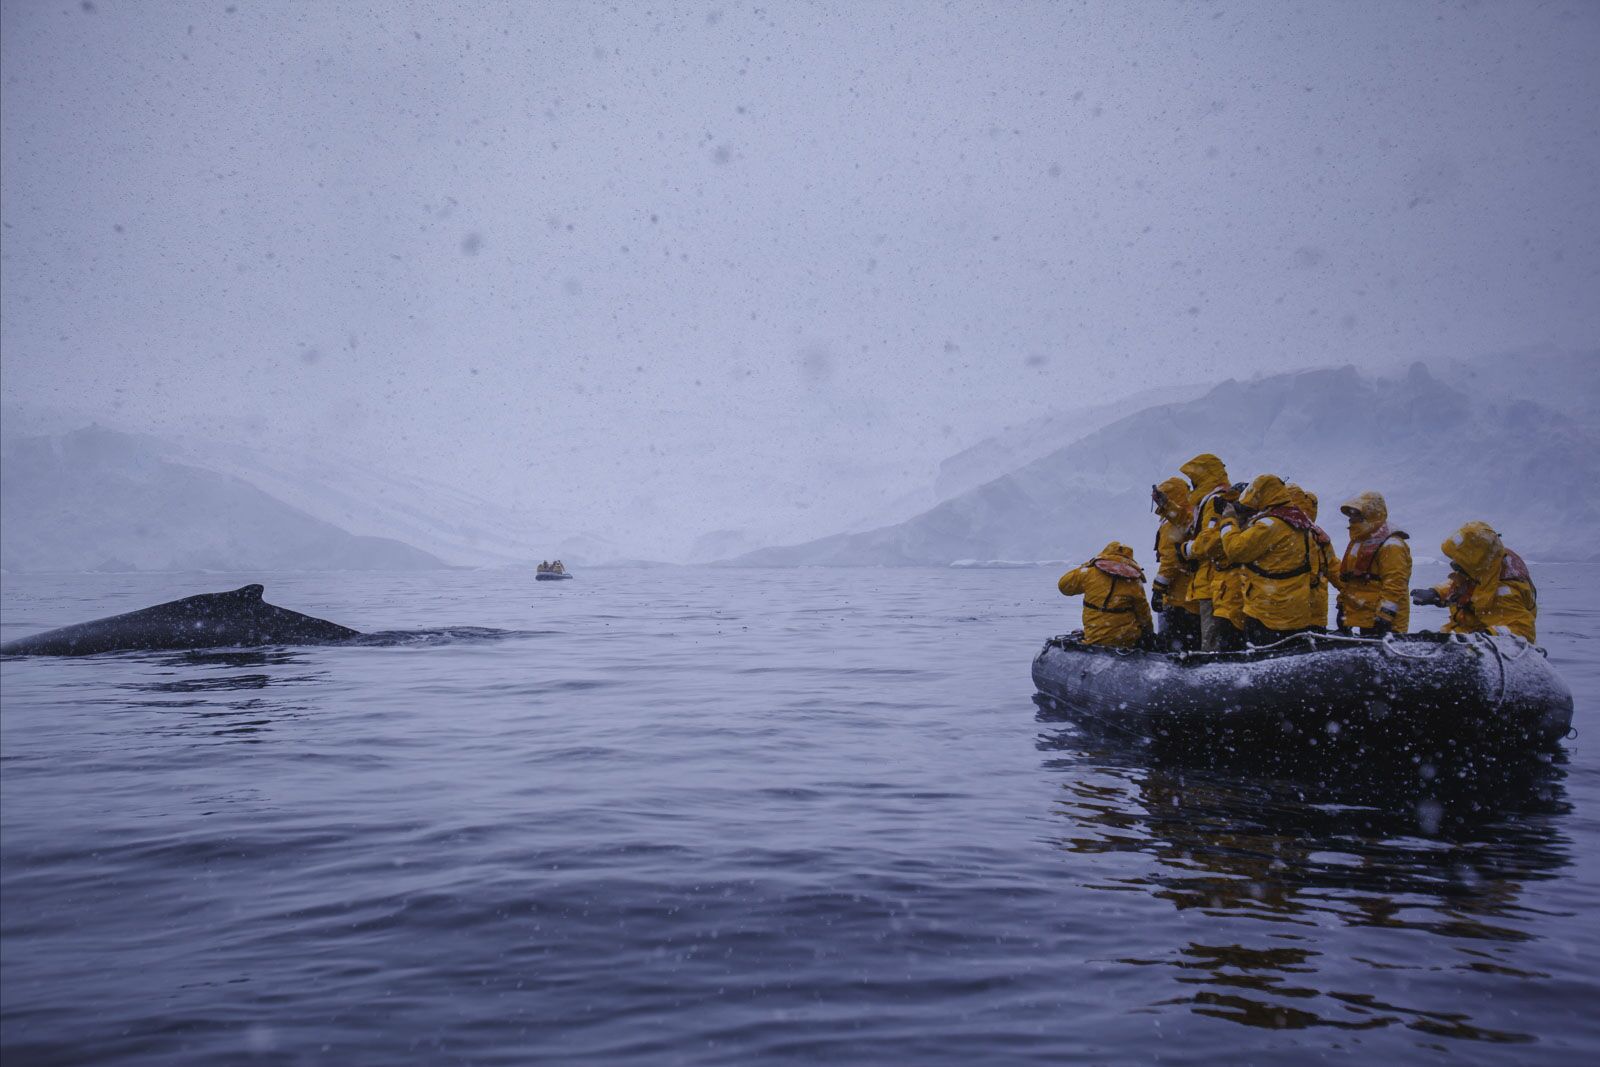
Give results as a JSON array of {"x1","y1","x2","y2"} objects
[{"x1": 1043, "y1": 629, "x2": 1494, "y2": 663}]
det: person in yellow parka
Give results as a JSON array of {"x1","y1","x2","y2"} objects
[
  {"x1": 1058, "y1": 542, "x2": 1155, "y2": 648},
  {"x1": 1220, "y1": 473, "x2": 1330, "y2": 645},
  {"x1": 1331, "y1": 491, "x2": 1411, "y2": 636},
  {"x1": 1150, "y1": 477, "x2": 1201, "y2": 651},
  {"x1": 1184, "y1": 481, "x2": 1249, "y2": 651},
  {"x1": 1412, "y1": 522, "x2": 1537, "y2": 642},
  {"x1": 1286, "y1": 484, "x2": 1336, "y2": 632},
  {"x1": 1175, "y1": 453, "x2": 1244, "y2": 651}
]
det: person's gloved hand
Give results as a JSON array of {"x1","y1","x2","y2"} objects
[
  {"x1": 1410, "y1": 587, "x2": 1444, "y2": 607},
  {"x1": 1151, "y1": 587, "x2": 1166, "y2": 614}
]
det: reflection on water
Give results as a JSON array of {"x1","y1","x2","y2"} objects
[
  {"x1": 100, "y1": 650, "x2": 327, "y2": 739},
  {"x1": 1040, "y1": 722, "x2": 1572, "y2": 1041}
]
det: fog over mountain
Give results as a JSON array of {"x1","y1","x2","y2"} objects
[
  {"x1": 2, "y1": 3, "x2": 1597, "y2": 562},
  {"x1": 0, "y1": 426, "x2": 446, "y2": 573},
  {"x1": 732, "y1": 351, "x2": 1600, "y2": 567}
]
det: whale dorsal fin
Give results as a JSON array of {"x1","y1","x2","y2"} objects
[{"x1": 230, "y1": 584, "x2": 265, "y2": 600}]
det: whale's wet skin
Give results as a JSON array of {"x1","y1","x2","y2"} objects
[{"x1": 2, "y1": 567, "x2": 1596, "y2": 1064}]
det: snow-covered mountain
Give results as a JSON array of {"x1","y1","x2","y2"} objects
[
  {"x1": 0, "y1": 426, "x2": 448, "y2": 572},
  {"x1": 728, "y1": 354, "x2": 1599, "y2": 566},
  {"x1": 0, "y1": 399, "x2": 625, "y2": 568},
  {"x1": 926, "y1": 382, "x2": 1207, "y2": 504},
  {"x1": 157, "y1": 436, "x2": 606, "y2": 568},
  {"x1": 1429, "y1": 348, "x2": 1600, "y2": 422}
]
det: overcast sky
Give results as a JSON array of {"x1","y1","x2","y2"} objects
[{"x1": 3, "y1": 0, "x2": 1597, "y2": 556}]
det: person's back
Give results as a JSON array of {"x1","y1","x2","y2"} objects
[
  {"x1": 1333, "y1": 491, "x2": 1411, "y2": 635},
  {"x1": 1414, "y1": 522, "x2": 1536, "y2": 642},
  {"x1": 1057, "y1": 542, "x2": 1154, "y2": 648},
  {"x1": 1220, "y1": 474, "x2": 1324, "y2": 644}
]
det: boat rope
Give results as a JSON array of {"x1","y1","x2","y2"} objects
[
  {"x1": 1492, "y1": 635, "x2": 1535, "y2": 661},
  {"x1": 1242, "y1": 630, "x2": 1328, "y2": 652},
  {"x1": 1376, "y1": 636, "x2": 1445, "y2": 661},
  {"x1": 1479, "y1": 634, "x2": 1509, "y2": 709}
]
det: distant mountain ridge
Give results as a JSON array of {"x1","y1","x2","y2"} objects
[
  {"x1": 0, "y1": 426, "x2": 449, "y2": 573},
  {"x1": 729, "y1": 354, "x2": 1600, "y2": 566}
]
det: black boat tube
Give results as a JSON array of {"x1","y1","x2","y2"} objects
[{"x1": 1032, "y1": 631, "x2": 1573, "y2": 757}]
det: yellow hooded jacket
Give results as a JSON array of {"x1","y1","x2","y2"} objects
[
  {"x1": 1433, "y1": 522, "x2": 1537, "y2": 642},
  {"x1": 1191, "y1": 518, "x2": 1248, "y2": 626},
  {"x1": 1287, "y1": 485, "x2": 1336, "y2": 630},
  {"x1": 1331, "y1": 490, "x2": 1411, "y2": 631},
  {"x1": 1058, "y1": 541, "x2": 1155, "y2": 648},
  {"x1": 1152, "y1": 476, "x2": 1198, "y2": 613},
  {"x1": 1177, "y1": 453, "x2": 1231, "y2": 602},
  {"x1": 1219, "y1": 474, "x2": 1328, "y2": 632}
]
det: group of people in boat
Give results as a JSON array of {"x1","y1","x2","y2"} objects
[
  {"x1": 536, "y1": 560, "x2": 567, "y2": 575},
  {"x1": 1057, "y1": 451, "x2": 1538, "y2": 651}
]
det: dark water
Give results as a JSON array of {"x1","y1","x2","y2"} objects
[{"x1": 2, "y1": 566, "x2": 1596, "y2": 1065}]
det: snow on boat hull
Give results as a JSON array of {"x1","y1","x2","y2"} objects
[{"x1": 1032, "y1": 632, "x2": 1573, "y2": 761}]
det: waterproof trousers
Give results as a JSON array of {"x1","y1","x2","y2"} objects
[
  {"x1": 1199, "y1": 600, "x2": 1245, "y2": 652},
  {"x1": 1158, "y1": 607, "x2": 1201, "y2": 653}
]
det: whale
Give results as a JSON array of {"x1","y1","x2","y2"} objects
[{"x1": 0, "y1": 584, "x2": 361, "y2": 657}]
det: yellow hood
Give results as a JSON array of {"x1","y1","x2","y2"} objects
[
  {"x1": 1154, "y1": 476, "x2": 1192, "y2": 523},
  {"x1": 1443, "y1": 521, "x2": 1505, "y2": 582},
  {"x1": 1286, "y1": 485, "x2": 1319, "y2": 521},
  {"x1": 1180, "y1": 453, "x2": 1230, "y2": 502},
  {"x1": 1098, "y1": 541, "x2": 1136, "y2": 562},
  {"x1": 1340, "y1": 491, "x2": 1389, "y2": 540},
  {"x1": 1239, "y1": 473, "x2": 1293, "y2": 511}
]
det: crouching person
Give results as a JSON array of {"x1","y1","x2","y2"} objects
[
  {"x1": 1058, "y1": 542, "x2": 1155, "y2": 649},
  {"x1": 1411, "y1": 522, "x2": 1537, "y2": 642}
]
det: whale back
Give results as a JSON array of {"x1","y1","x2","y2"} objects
[{"x1": 0, "y1": 585, "x2": 361, "y2": 657}]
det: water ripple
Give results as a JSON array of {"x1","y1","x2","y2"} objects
[{"x1": 2, "y1": 566, "x2": 1597, "y2": 1064}]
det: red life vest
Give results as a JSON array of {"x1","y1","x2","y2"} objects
[
  {"x1": 1341, "y1": 524, "x2": 1408, "y2": 583},
  {"x1": 1245, "y1": 507, "x2": 1330, "y2": 583},
  {"x1": 1261, "y1": 505, "x2": 1331, "y2": 544},
  {"x1": 1502, "y1": 549, "x2": 1532, "y2": 585},
  {"x1": 1447, "y1": 549, "x2": 1534, "y2": 612},
  {"x1": 1093, "y1": 558, "x2": 1144, "y2": 580}
]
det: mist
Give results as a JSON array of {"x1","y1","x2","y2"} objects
[{"x1": 3, "y1": 0, "x2": 1598, "y2": 562}]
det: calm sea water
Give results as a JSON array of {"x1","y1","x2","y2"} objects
[{"x1": 2, "y1": 565, "x2": 1596, "y2": 1065}]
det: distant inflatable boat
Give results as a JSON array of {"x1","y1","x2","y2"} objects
[
  {"x1": 1032, "y1": 631, "x2": 1573, "y2": 762},
  {"x1": 535, "y1": 571, "x2": 574, "y2": 581}
]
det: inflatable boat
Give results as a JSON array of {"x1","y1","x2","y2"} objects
[
  {"x1": 1033, "y1": 631, "x2": 1573, "y2": 764},
  {"x1": 535, "y1": 571, "x2": 574, "y2": 581}
]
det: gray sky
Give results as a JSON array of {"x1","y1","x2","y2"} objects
[{"x1": 4, "y1": 0, "x2": 1598, "y2": 557}]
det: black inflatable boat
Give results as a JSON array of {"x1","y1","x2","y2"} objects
[{"x1": 1033, "y1": 631, "x2": 1573, "y2": 762}]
